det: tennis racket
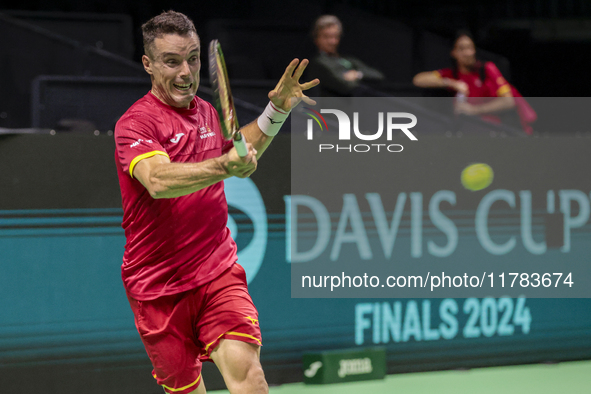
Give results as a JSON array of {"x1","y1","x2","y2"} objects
[{"x1": 208, "y1": 39, "x2": 248, "y2": 157}]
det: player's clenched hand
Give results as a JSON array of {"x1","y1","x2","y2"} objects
[
  {"x1": 269, "y1": 58, "x2": 320, "y2": 112},
  {"x1": 223, "y1": 143, "x2": 258, "y2": 178}
]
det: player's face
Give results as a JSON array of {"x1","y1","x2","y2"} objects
[
  {"x1": 143, "y1": 33, "x2": 201, "y2": 108},
  {"x1": 452, "y1": 35, "x2": 476, "y2": 69},
  {"x1": 315, "y1": 25, "x2": 341, "y2": 55}
]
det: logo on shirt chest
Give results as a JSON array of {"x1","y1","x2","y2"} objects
[
  {"x1": 199, "y1": 125, "x2": 215, "y2": 140},
  {"x1": 169, "y1": 133, "x2": 185, "y2": 143}
]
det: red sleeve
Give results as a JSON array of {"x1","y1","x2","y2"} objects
[
  {"x1": 484, "y1": 62, "x2": 511, "y2": 97},
  {"x1": 114, "y1": 113, "x2": 170, "y2": 178},
  {"x1": 435, "y1": 68, "x2": 453, "y2": 79}
]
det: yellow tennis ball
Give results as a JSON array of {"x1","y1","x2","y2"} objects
[{"x1": 461, "y1": 163, "x2": 494, "y2": 191}]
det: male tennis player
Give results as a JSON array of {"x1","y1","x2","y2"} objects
[{"x1": 114, "y1": 10, "x2": 318, "y2": 394}]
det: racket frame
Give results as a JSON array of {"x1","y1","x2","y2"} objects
[{"x1": 208, "y1": 39, "x2": 248, "y2": 157}]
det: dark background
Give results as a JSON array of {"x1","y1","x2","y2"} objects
[
  {"x1": 4, "y1": 0, "x2": 590, "y2": 96},
  {"x1": 2, "y1": 0, "x2": 590, "y2": 131},
  {"x1": 1, "y1": 1, "x2": 590, "y2": 393}
]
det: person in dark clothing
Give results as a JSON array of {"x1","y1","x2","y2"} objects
[{"x1": 307, "y1": 15, "x2": 385, "y2": 97}]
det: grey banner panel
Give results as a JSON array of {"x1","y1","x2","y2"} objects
[{"x1": 291, "y1": 97, "x2": 591, "y2": 298}]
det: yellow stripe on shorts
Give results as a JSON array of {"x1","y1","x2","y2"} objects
[
  {"x1": 203, "y1": 331, "x2": 262, "y2": 355},
  {"x1": 158, "y1": 374, "x2": 201, "y2": 393}
]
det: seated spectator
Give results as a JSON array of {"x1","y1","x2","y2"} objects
[
  {"x1": 413, "y1": 30, "x2": 536, "y2": 134},
  {"x1": 307, "y1": 15, "x2": 385, "y2": 96}
]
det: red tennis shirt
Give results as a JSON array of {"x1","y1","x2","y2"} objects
[
  {"x1": 115, "y1": 92, "x2": 236, "y2": 301},
  {"x1": 435, "y1": 61, "x2": 512, "y2": 99},
  {"x1": 435, "y1": 61, "x2": 536, "y2": 134}
]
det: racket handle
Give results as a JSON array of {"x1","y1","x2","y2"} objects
[{"x1": 233, "y1": 131, "x2": 249, "y2": 157}]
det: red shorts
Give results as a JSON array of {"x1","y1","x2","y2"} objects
[{"x1": 127, "y1": 263, "x2": 261, "y2": 394}]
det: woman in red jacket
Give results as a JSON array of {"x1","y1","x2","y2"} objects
[{"x1": 413, "y1": 31, "x2": 535, "y2": 134}]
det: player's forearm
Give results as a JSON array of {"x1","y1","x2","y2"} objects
[
  {"x1": 240, "y1": 101, "x2": 293, "y2": 159},
  {"x1": 241, "y1": 121, "x2": 273, "y2": 159},
  {"x1": 147, "y1": 158, "x2": 230, "y2": 199}
]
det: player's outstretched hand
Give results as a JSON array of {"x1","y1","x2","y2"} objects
[
  {"x1": 223, "y1": 143, "x2": 258, "y2": 178},
  {"x1": 269, "y1": 59, "x2": 320, "y2": 112}
]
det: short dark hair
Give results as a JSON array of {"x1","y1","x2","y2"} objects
[
  {"x1": 311, "y1": 15, "x2": 342, "y2": 40},
  {"x1": 142, "y1": 10, "x2": 198, "y2": 57}
]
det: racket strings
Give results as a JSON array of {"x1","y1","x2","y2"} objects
[
  {"x1": 210, "y1": 40, "x2": 239, "y2": 140},
  {"x1": 216, "y1": 54, "x2": 234, "y2": 133}
]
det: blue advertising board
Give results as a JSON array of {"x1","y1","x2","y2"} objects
[{"x1": 0, "y1": 133, "x2": 590, "y2": 393}]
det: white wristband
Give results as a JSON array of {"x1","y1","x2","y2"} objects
[{"x1": 257, "y1": 102, "x2": 290, "y2": 137}]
